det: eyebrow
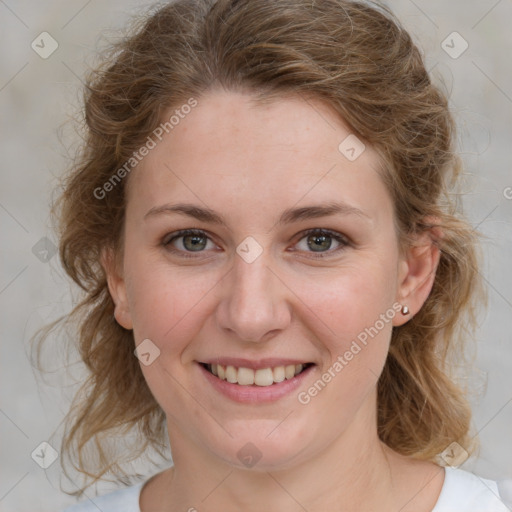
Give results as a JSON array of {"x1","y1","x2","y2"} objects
[{"x1": 144, "y1": 201, "x2": 371, "y2": 226}]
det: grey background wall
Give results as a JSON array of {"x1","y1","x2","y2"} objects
[{"x1": 1, "y1": 0, "x2": 511, "y2": 510}]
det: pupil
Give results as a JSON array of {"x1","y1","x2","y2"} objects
[
  {"x1": 308, "y1": 233, "x2": 331, "y2": 252},
  {"x1": 184, "y1": 234, "x2": 206, "y2": 251}
]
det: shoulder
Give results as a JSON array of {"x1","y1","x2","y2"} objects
[
  {"x1": 62, "y1": 482, "x2": 144, "y2": 512},
  {"x1": 433, "y1": 467, "x2": 512, "y2": 512}
]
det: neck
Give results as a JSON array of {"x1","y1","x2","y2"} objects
[{"x1": 162, "y1": 400, "x2": 401, "y2": 511}]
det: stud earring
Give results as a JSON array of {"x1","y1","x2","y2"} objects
[{"x1": 401, "y1": 305, "x2": 410, "y2": 315}]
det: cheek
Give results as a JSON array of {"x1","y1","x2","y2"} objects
[
  {"x1": 290, "y1": 259, "x2": 398, "y2": 345},
  {"x1": 291, "y1": 268, "x2": 397, "y2": 430},
  {"x1": 124, "y1": 252, "x2": 221, "y2": 349},
  {"x1": 288, "y1": 260, "x2": 399, "y2": 417}
]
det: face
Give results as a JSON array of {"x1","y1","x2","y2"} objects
[{"x1": 107, "y1": 89, "x2": 434, "y2": 471}]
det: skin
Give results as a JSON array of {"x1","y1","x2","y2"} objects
[{"x1": 105, "y1": 89, "x2": 444, "y2": 511}]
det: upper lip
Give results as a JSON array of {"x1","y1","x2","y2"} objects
[{"x1": 199, "y1": 357, "x2": 314, "y2": 370}]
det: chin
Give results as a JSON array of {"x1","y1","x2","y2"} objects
[{"x1": 205, "y1": 419, "x2": 317, "y2": 471}]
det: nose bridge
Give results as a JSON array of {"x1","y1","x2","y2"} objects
[{"x1": 215, "y1": 249, "x2": 290, "y2": 342}]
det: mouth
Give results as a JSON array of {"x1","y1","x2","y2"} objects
[{"x1": 199, "y1": 362, "x2": 315, "y2": 386}]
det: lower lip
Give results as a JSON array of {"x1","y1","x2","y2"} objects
[{"x1": 198, "y1": 363, "x2": 315, "y2": 403}]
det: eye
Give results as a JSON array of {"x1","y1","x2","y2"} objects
[
  {"x1": 293, "y1": 228, "x2": 349, "y2": 257},
  {"x1": 162, "y1": 228, "x2": 350, "y2": 259},
  {"x1": 163, "y1": 229, "x2": 217, "y2": 257}
]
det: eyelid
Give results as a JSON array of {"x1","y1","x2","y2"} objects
[
  {"x1": 296, "y1": 228, "x2": 350, "y2": 245},
  {"x1": 162, "y1": 228, "x2": 213, "y2": 246}
]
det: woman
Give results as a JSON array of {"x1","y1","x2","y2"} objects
[{"x1": 49, "y1": 0, "x2": 510, "y2": 510}]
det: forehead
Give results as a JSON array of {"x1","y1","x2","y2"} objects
[{"x1": 126, "y1": 89, "x2": 392, "y2": 224}]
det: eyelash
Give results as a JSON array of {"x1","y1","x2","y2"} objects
[{"x1": 162, "y1": 228, "x2": 350, "y2": 259}]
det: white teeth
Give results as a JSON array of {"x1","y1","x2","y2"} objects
[
  {"x1": 225, "y1": 365, "x2": 237, "y2": 383},
  {"x1": 273, "y1": 366, "x2": 285, "y2": 383},
  {"x1": 285, "y1": 364, "x2": 296, "y2": 380},
  {"x1": 254, "y1": 368, "x2": 274, "y2": 386},
  {"x1": 237, "y1": 366, "x2": 255, "y2": 385},
  {"x1": 207, "y1": 363, "x2": 308, "y2": 386}
]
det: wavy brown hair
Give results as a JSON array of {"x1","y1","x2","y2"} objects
[{"x1": 38, "y1": 0, "x2": 483, "y2": 493}]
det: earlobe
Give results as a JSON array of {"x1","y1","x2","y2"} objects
[
  {"x1": 101, "y1": 248, "x2": 133, "y2": 330},
  {"x1": 393, "y1": 227, "x2": 441, "y2": 327}
]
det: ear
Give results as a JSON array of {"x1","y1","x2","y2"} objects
[
  {"x1": 101, "y1": 247, "x2": 133, "y2": 330},
  {"x1": 393, "y1": 221, "x2": 442, "y2": 327}
]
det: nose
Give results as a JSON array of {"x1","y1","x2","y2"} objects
[{"x1": 215, "y1": 250, "x2": 292, "y2": 343}]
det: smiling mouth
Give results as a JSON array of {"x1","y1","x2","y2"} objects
[{"x1": 200, "y1": 362, "x2": 314, "y2": 386}]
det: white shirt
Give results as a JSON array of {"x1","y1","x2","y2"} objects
[{"x1": 63, "y1": 467, "x2": 512, "y2": 511}]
